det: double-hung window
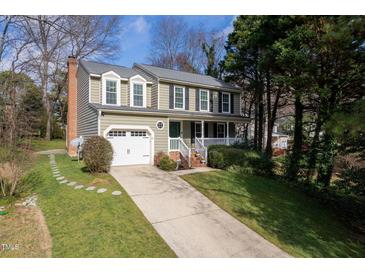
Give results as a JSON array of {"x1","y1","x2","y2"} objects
[
  {"x1": 174, "y1": 86, "x2": 185, "y2": 109},
  {"x1": 200, "y1": 89, "x2": 209, "y2": 111},
  {"x1": 133, "y1": 83, "x2": 144, "y2": 107},
  {"x1": 222, "y1": 92, "x2": 230, "y2": 113},
  {"x1": 106, "y1": 80, "x2": 117, "y2": 105}
]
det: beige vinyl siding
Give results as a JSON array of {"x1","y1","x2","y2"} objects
[
  {"x1": 234, "y1": 93, "x2": 241, "y2": 115},
  {"x1": 189, "y1": 88, "x2": 196, "y2": 111},
  {"x1": 100, "y1": 113, "x2": 168, "y2": 153},
  {"x1": 159, "y1": 82, "x2": 170, "y2": 109},
  {"x1": 159, "y1": 82, "x2": 241, "y2": 117},
  {"x1": 121, "y1": 81, "x2": 128, "y2": 106},
  {"x1": 77, "y1": 66, "x2": 98, "y2": 137},
  {"x1": 152, "y1": 83, "x2": 158, "y2": 108},
  {"x1": 90, "y1": 76, "x2": 101, "y2": 103},
  {"x1": 160, "y1": 82, "x2": 200, "y2": 111}
]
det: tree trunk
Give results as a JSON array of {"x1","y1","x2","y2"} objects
[
  {"x1": 45, "y1": 101, "x2": 52, "y2": 141},
  {"x1": 257, "y1": 82, "x2": 264, "y2": 151},
  {"x1": 264, "y1": 71, "x2": 273, "y2": 158},
  {"x1": 287, "y1": 92, "x2": 303, "y2": 180},
  {"x1": 306, "y1": 117, "x2": 322, "y2": 182},
  {"x1": 317, "y1": 133, "x2": 336, "y2": 187},
  {"x1": 253, "y1": 92, "x2": 258, "y2": 149}
]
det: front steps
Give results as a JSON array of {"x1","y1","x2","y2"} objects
[
  {"x1": 168, "y1": 149, "x2": 207, "y2": 169},
  {"x1": 191, "y1": 150, "x2": 207, "y2": 168}
]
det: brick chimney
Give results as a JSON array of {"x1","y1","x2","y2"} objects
[{"x1": 66, "y1": 56, "x2": 77, "y2": 156}]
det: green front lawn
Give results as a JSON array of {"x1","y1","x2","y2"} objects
[
  {"x1": 181, "y1": 171, "x2": 365, "y2": 258},
  {"x1": 30, "y1": 139, "x2": 65, "y2": 152},
  {"x1": 23, "y1": 154, "x2": 175, "y2": 257}
]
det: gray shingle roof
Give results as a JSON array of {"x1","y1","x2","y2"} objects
[
  {"x1": 79, "y1": 60, "x2": 150, "y2": 79},
  {"x1": 135, "y1": 64, "x2": 240, "y2": 90},
  {"x1": 79, "y1": 60, "x2": 240, "y2": 91}
]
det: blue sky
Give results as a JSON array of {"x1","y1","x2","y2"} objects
[{"x1": 115, "y1": 16, "x2": 235, "y2": 67}]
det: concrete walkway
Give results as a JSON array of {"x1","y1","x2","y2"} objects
[
  {"x1": 171, "y1": 166, "x2": 218, "y2": 176},
  {"x1": 110, "y1": 165, "x2": 290, "y2": 258}
]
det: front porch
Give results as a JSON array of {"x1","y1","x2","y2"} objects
[{"x1": 167, "y1": 120, "x2": 245, "y2": 168}]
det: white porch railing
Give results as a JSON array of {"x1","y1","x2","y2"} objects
[
  {"x1": 168, "y1": 137, "x2": 180, "y2": 151},
  {"x1": 199, "y1": 137, "x2": 242, "y2": 147},
  {"x1": 195, "y1": 137, "x2": 243, "y2": 163},
  {"x1": 168, "y1": 137, "x2": 191, "y2": 167}
]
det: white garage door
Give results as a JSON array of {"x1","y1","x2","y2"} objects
[{"x1": 107, "y1": 129, "x2": 151, "y2": 166}]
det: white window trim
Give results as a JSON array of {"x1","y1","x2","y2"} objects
[
  {"x1": 174, "y1": 85, "x2": 185, "y2": 110},
  {"x1": 221, "y1": 92, "x2": 231, "y2": 113},
  {"x1": 217, "y1": 122, "x2": 226, "y2": 138},
  {"x1": 130, "y1": 75, "x2": 147, "y2": 108},
  {"x1": 199, "y1": 89, "x2": 209, "y2": 112},
  {"x1": 101, "y1": 71, "x2": 121, "y2": 106}
]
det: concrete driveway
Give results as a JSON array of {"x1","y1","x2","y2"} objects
[{"x1": 110, "y1": 165, "x2": 290, "y2": 258}]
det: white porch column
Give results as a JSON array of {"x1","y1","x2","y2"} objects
[
  {"x1": 201, "y1": 120, "x2": 205, "y2": 146},
  {"x1": 226, "y1": 121, "x2": 229, "y2": 145}
]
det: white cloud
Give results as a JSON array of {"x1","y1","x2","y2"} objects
[{"x1": 130, "y1": 16, "x2": 149, "y2": 33}]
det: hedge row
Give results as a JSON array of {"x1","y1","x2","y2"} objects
[{"x1": 208, "y1": 145, "x2": 274, "y2": 176}]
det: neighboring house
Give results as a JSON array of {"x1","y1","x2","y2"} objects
[
  {"x1": 66, "y1": 57, "x2": 250, "y2": 167},
  {"x1": 248, "y1": 122, "x2": 289, "y2": 150}
]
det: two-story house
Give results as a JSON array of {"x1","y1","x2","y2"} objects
[{"x1": 66, "y1": 57, "x2": 250, "y2": 167}]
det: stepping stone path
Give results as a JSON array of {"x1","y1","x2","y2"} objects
[
  {"x1": 48, "y1": 154, "x2": 122, "y2": 197},
  {"x1": 97, "y1": 188, "x2": 107, "y2": 193}
]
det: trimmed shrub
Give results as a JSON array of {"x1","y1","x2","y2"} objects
[
  {"x1": 207, "y1": 145, "x2": 274, "y2": 176},
  {"x1": 83, "y1": 136, "x2": 113, "y2": 173},
  {"x1": 159, "y1": 156, "x2": 176, "y2": 171},
  {"x1": 208, "y1": 150, "x2": 225, "y2": 169}
]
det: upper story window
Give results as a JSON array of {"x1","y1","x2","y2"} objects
[
  {"x1": 222, "y1": 92, "x2": 230, "y2": 113},
  {"x1": 106, "y1": 80, "x2": 117, "y2": 105},
  {"x1": 130, "y1": 75, "x2": 147, "y2": 108},
  {"x1": 102, "y1": 71, "x2": 121, "y2": 106},
  {"x1": 199, "y1": 89, "x2": 209, "y2": 111},
  {"x1": 133, "y1": 83, "x2": 144, "y2": 107},
  {"x1": 174, "y1": 86, "x2": 185, "y2": 109}
]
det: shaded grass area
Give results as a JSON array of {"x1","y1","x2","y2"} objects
[
  {"x1": 181, "y1": 170, "x2": 365, "y2": 258},
  {"x1": 30, "y1": 139, "x2": 65, "y2": 152},
  {"x1": 21, "y1": 155, "x2": 175, "y2": 257}
]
